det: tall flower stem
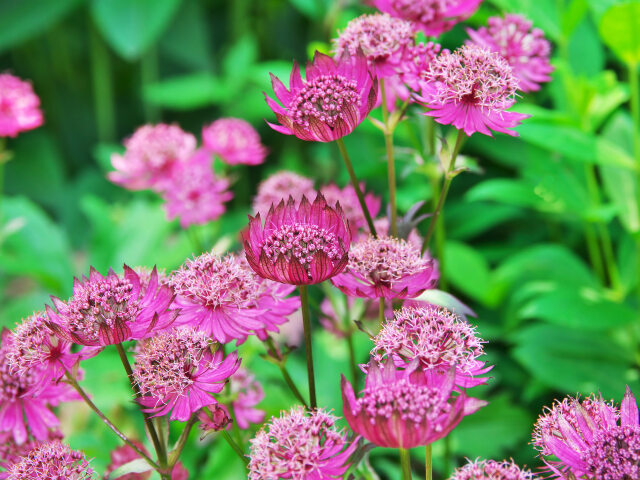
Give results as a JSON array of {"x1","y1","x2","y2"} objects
[
  {"x1": 168, "y1": 414, "x2": 197, "y2": 467},
  {"x1": 299, "y1": 284, "x2": 317, "y2": 409},
  {"x1": 378, "y1": 298, "x2": 385, "y2": 324},
  {"x1": 400, "y1": 448, "x2": 412, "y2": 480},
  {"x1": 425, "y1": 444, "x2": 433, "y2": 480},
  {"x1": 264, "y1": 336, "x2": 309, "y2": 409},
  {"x1": 221, "y1": 430, "x2": 249, "y2": 465},
  {"x1": 346, "y1": 332, "x2": 359, "y2": 386},
  {"x1": 335, "y1": 137, "x2": 378, "y2": 237},
  {"x1": 380, "y1": 79, "x2": 398, "y2": 236},
  {"x1": 0, "y1": 137, "x2": 6, "y2": 219}
]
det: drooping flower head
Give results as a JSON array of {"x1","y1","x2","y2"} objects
[
  {"x1": 265, "y1": 51, "x2": 378, "y2": 142},
  {"x1": 0, "y1": 74, "x2": 43, "y2": 138},
  {"x1": 198, "y1": 405, "x2": 232, "y2": 438},
  {"x1": 202, "y1": 118, "x2": 268, "y2": 165},
  {"x1": 320, "y1": 183, "x2": 380, "y2": 237},
  {"x1": 341, "y1": 359, "x2": 486, "y2": 448},
  {"x1": 466, "y1": 14, "x2": 553, "y2": 92},
  {"x1": 451, "y1": 458, "x2": 538, "y2": 480},
  {"x1": 248, "y1": 406, "x2": 358, "y2": 480},
  {"x1": 226, "y1": 367, "x2": 265, "y2": 430},
  {"x1": 417, "y1": 45, "x2": 528, "y2": 137},
  {"x1": 135, "y1": 327, "x2": 240, "y2": 421},
  {"x1": 103, "y1": 442, "x2": 188, "y2": 480},
  {"x1": 252, "y1": 171, "x2": 317, "y2": 218},
  {"x1": 170, "y1": 252, "x2": 300, "y2": 344},
  {"x1": 3, "y1": 441, "x2": 94, "y2": 480},
  {"x1": 108, "y1": 124, "x2": 197, "y2": 191},
  {"x1": 331, "y1": 235, "x2": 438, "y2": 299},
  {"x1": 46, "y1": 266, "x2": 176, "y2": 347}
]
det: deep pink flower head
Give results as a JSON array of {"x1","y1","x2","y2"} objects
[
  {"x1": 227, "y1": 367, "x2": 265, "y2": 430},
  {"x1": 330, "y1": 235, "x2": 438, "y2": 300},
  {"x1": 372, "y1": 0, "x2": 482, "y2": 36},
  {"x1": 248, "y1": 406, "x2": 358, "y2": 479},
  {"x1": 46, "y1": 266, "x2": 176, "y2": 347},
  {"x1": 265, "y1": 50, "x2": 378, "y2": 142},
  {"x1": 320, "y1": 183, "x2": 381, "y2": 237},
  {"x1": 103, "y1": 442, "x2": 188, "y2": 480},
  {"x1": 135, "y1": 327, "x2": 240, "y2": 421},
  {"x1": 252, "y1": 171, "x2": 317, "y2": 218},
  {"x1": 342, "y1": 359, "x2": 486, "y2": 448},
  {"x1": 466, "y1": 14, "x2": 553, "y2": 92},
  {"x1": 170, "y1": 252, "x2": 300, "y2": 344},
  {"x1": 0, "y1": 74, "x2": 43, "y2": 138},
  {"x1": 372, "y1": 305, "x2": 491, "y2": 388},
  {"x1": 417, "y1": 45, "x2": 528, "y2": 137},
  {"x1": 244, "y1": 194, "x2": 351, "y2": 285},
  {"x1": 3, "y1": 441, "x2": 93, "y2": 480},
  {"x1": 202, "y1": 118, "x2": 268, "y2": 165},
  {"x1": 451, "y1": 458, "x2": 538, "y2": 480},
  {"x1": 108, "y1": 124, "x2": 197, "y2": 191}
]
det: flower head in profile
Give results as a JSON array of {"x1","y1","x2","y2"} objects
[
  {"x1": 466, "y1": 14, "x2": 553, "y2": 92},
  {"x1": 104, "y1": 442, "x2": 188, "y2": 480},
  {"x1": 202, "y1": 117, "x2": 268, "y2": 165},
  {"x1": 46, "y1": 266, "x2": 176, "y2": 347},
  {"x1": 331, "y1": 235, "x2": 438, "y2": 300},
  {"x1": 265, "y1": 51, "x2": 377, "y2": 142},
  {"x1": 3, "y1": 441, "x2": 94, "y2": 480},
  {"x1": 417, "y1": 45, "x2": 528, "y2": 137},
  {"x1": 135, "y1": 327, "x2": 240, "y2": 421},
  {"x1": 451, "y1": 458, "x2": 538, "y2": 480},
  {"x1": 248, "y1": 406, "x2": 358, "y2": 480},
  {"x1": 198, "y1": 405, "x2": 232, "y2": 438},
  {"x1": 0, "y1": 74, "x2": 43, "y2": 138},
  {"x1": 342, "y1": 359, "x2": 486, "y2": 448},
  {"x1": 252, "y1": 170, "x2": 317, "y2": 218},
  {"x1": 227, "y1": 367, "x2": 265, "y2": 430},
  {"x1": 320, "y1": 183, "x2": 381, "y2": 237},
  {"x1": 244, "y1": 194, "x2": 352, "y2": 285}
]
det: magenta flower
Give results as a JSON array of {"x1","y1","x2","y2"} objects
[
  {"x1": 3, "y1": 441, "x2": 93, "y2": 480},
  {"x1": 320, "y1": 183, "x2": 381, "y2": 237},
  {"x1": 451, "y1": 458, "x2": 538, "y2": 480},
  {"x1": 104, "y1": 442, "x2": 188, "y2": 480},
  {"x1": 0, "y1": 74, "x2": 43, "y2": 138},
  {"x1": 417, "y1": 45, "x2": 529, "y2": 137},
  {"x1": 248, "y1": 406, "x2": 358, "y2": 479},
  {"x1": 170, "y1": 252, "x2": 300, "y2": 344},
  {"x1": 108, "y1": 124, "x2": 197, "y2": 191},
  {"x1": 244, "y1": 194, "x2": 351, "y2": 285},
  {"x1": 399, "y1": 42, "x2": 442, "y2": 93},
  {"x1": 198, "y1": 405, "x2": 232, "y2": 438},
  {"x1": 135, "y1": 327, "x2": 240, "y2": 421},
  {"x1": 466, "y1": 14, "x2": 553, "y2": 92},
  {"x1": 265, "y1": 50, "x2": 377, "y2": 142},
  {"x1": 227, "y1": 367, "x2": 265, "y2": 430},
  {"x1": 330, "y1": 235, "x2": 438, "y2": 300},
  {"x1": 202, "y1": 117, "x2": 268, "y2": 165},
  {"x1": 46, "y1": 266, "x2": 176, "y2": 347},
  {"x1": 252, "y1": 170, "x2": 317, "y2": 218}
]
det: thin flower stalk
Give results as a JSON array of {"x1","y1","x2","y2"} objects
[
  {"x1": 381, "y1": 78, "x2": 398, "y2": 237},
  {"x1": 400, "y1": 448, "x2": 412, "y2": 480},
  {"x1": 264, "y1": 336, "x2": 309, "y2": 409},
  {"x1": 300, "y1": 284, "x2": 317, "y2": 409}
]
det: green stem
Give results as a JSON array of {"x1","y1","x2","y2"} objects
[
  {"x1": 380, "y1": 79, "x2": 398, "y2": 237},
  {"x1": 89, "y1": 21, "x2": 115, "y2": 142},
  {"x1": 299, "y1": 285, "x2": 317, "y2": 409},
  {"x1": 426, "y1": 116, "x2": 436, "y2": 157},
  {"x1": 221, "y1": 430, "x2": 249, "y2": 465},
  {"x1": 346, "y1": 332, "x2": 359, "y2": 386},
  {"x1": 442, "y1": 436, "x2": 450, "y2": 477},
  {"x1": 335, "y1": 137, "x2": 377, "y2": 237},
  {"x1": 168, "y1": 414, "x2": 197, "y2": 467},
  {"x1": 378, "y1": 297, "x2": 385, "y2": 324},
  {"x1": 264, "y1": 337, "x2": 309, "y2": 408},
  {"x1": 583, "y1": 163, "x2": 613, "y2": 287},
  {"x1": 584, "y1": 223, "x2": 605, "y2": 283},
  {"x1": 400, "y1": 448, "x2": 412, "y2": 480},
  {"x1": 597, "y1": 223, "x2": 621, "y2": 291},
  {"x1": 0, "y1": 137, "x2": 5, "y2": 222},
  {"x1": 629, "y1": 61, "x2": 640, "y2": 302},
  {"x1": 425, "y1": 444, "x2": 432, "y2": 480}
]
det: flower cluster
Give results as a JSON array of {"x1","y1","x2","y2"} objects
[
  {"x1": 202, "y1": 117, "x2": 268, "y2": 165},
  {"x1": 0, "y1": 73, "x2": 43, "y2": 137},
  {"x1": 450, "y1": 458, "x2": 538, "y2": 480},
  {"x1": 2, "y1": 441, "x2": 93, "y2": 480},
  {"x1": 226, "y1": 367, "x2": 266, "y2": 430},
  {"x1": 251, "y1": 170, "x2": 316, "y2": 217},
  {"x1": 320, "y1": 183, "x2": 381, "y2": 237}
]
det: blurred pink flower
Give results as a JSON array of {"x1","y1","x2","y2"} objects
[
  {"x1": 202, "y1": 117, "x2": 267, "y2": 165},
  {"x1": 104, "y1": 442, "x2": 188, "y2": 480},
  {"x1": 251, "y1": 170, "x2": 317, "y2": 218},
  {"x1": 399, "y1": 42, "x2": 442, "y2": 93},
  {"x1": 320, "y1": 183, "x2": 380, "y2": 237},
  {"x1": 451, "y1": 458, "x2": 538, "y2": 480},
  {"x1": 3, "y1": 441, "x2": 93, "y2": 480},
  {"x1": 227, "y1": 367, "x2": 265, "y2": 430},
  {"x1": 0, "y1": 73, "x2": 43, "y2": 138}
]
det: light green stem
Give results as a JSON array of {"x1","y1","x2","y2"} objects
[
  {"x1": 380, "y1": 79, "x2": 398, "y2": 237},
  {"x1": 89, "y1": 22, "x2": 115, "y2": 142},
  {"x1": 378, "y1": 297, "x2": 385, "y2": 324},
  {"x1": 630, "y1": 61, "x2": 640, "y2": 302},
  {"x1": 221, "y1": 430, "x2": 249, "y2": 465},
  {"x1": 400, "y1": 448, "x2": 412, "y2": 480},
  {"x1": 425, "y1": 444, "x2": 432, "y2": 480},
  {"x1": 264, "y1": 337, "x2": 309, "y2": 408},
  {"x1": 299, "y1": 285, "x2": 317, "y2": 409}
]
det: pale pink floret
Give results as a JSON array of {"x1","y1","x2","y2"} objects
[
  {"x1": 227, "y1": 367, "x2": 265, "y2": 430},
  {"x1": 202, "y1": 117, "x2": 268, "y2": 165},
  {"x1": 399, "y1": 42, "x2": 443, "y2": 93},
  {"x1": 108, "y1": 124, "x2": 197, "y2": 191},
  {"x1": 252, "y1": 171, "x2": 317, "y2": 218},
  {"x1": 451, "y1": 458, "x2": 538, "y2": 480},
  {"x1": 0, "y1": 74, "x2": 43, "y2": 138},
  {"x1": 320, "y1": 183, "x2": 380, "y2": 237},
  {"x1": 341, "y1": 359, "x2": 486, "y2": 448},
  {"x1": 466, "y1": 14, "x2": 553, "y2": 92},
  {"x1": 135, "y1": 327, "x2": 240, "y2": 421},
  {"x1": 265, "y1": 51, "x2": 378, "y2": 142},
  {"x1": 248, "y1": 406, "x2": 358, "y2": 480},
  {"x1": 3, "y1": 441, "x2": 93, "y2": 480}
]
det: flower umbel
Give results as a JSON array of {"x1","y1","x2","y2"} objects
[
  {"x1": 450, "y1": 458, "x2": 538, "y2": 480},
  {"x1": 227, "y1": 367, "x2": 265, "y2": 429},
  {"x1": 4, "y1": 441, "x2": 94, "y2": 480},
  {"x1": 0, "y1": 73, "x2": 43, "y2": 137},
  {"x1": 202, "y1": 117, "x2": 268, "y2": 165},
  {"x1": 252, "y1": 170, "x2": 317, "y2": 217}
]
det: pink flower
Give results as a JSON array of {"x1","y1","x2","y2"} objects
[
  {"x1": 198, "y1": 405, "x2": 232, "y2": 438},
  {"x1": 451, "y1": 458, "x2": 538, "y2": 480},
  {"x1": 320, "y1": 183, "x2": 380, "y2": 237},
  {"x1": 341, "y1": 359, "x2": 486, "y2": 448},
  {"x1": 248, "y1": 406, "x2": 358, "y2": 479},
  {"x1": 0, "y1": 74, "x2": 43, "y2": 138},
  {"x1": 104, "y1": 442, "x2": 188, "y2": 480},
  {"x1": 170, "y1": 252, "x2": 300, "y2": 344},
  {"x1": 46, "y1": 266, "x2": 176, "y2": 347},
  {"x1": 252, "y1": 171, "x2": 317, "y2": 218},
  {"x1": 3, "y1": 441, "x2": 93, "y2": 480},
  {"x1": 135, "y1": 327, "x2": 240, "y2": 421},
  {"x1": 108, "y1": 124, "x2": 197, "y2": 191},
  {"x1": 271, "y1": 310, "x2": 304, "y2": 347},
  {"x1": 417, "y1": 45, "x2": 529, "y2": 137},
  {"x1": 265, "y1": 51, "x2": 377, "y2": 142},
  {"x1": 466, "y1": 14, "x2": 553, "y2": 92},
  {"x1": 243, "y1": 194, "x2": 351, "y2": 285},
  {"x1": 202, "y1": 118, "x2": 268, "y2": 165},
  {"x1": 227, "y1": 367, "x2": 265, "y2": 430},
  {"x1": 330, "y1": 235, "x2": 438, "y2": 300},
  {"x1": 399, "y1": 42, "x2": 442, "y2": 93}
]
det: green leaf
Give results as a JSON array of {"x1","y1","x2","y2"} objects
[
  {"x1": 143, "y1": 73, "x2": 232, "y2": 110},
  {"x1": 599, "y1": 1, "x2": 640, "y2": 64},
  {"x1": 443, "y1": 241, "x2": 493, "y2": 305},
  {"x1": 287, "y1": 0, "x2": 330, "y2": 19},
  {"x1": 465, "y1": 179, "x2": 549, "y2": 210},
  {"x1": 223, "y1": 35, "x2": 258, "y2": 80},
  {"x1": 109, "y1": 459, "x2": 152, "y2": 479},
  {"x1": 447, "y1": 202, "x2": 523, "y2": 240}
]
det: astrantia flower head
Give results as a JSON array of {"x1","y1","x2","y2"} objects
[
  {"x1": 466, "y1": 14, "x2": 553, "y2": 92},
  {"x1": 342, "y1": 359, "x2": 486, "y2": 448},
  {"x1": 417, "y1": 45, "x2": 528, "y2": 137},
  {"x1": 108, "y1": 124, "x2": 197, "y2": 191},
  {"x1": 227, "y1": 367, "x2": 265, "y2": 430},
  {"x1": 46, "y1": 266, "x2": 176, "y2": 347},
  {"x1": 399, "y1": 42, "x2": 443, "y2": 92},
  {"x1": 4, "y1": 441, "x2": 94, "y2": 480},
  {"x1": 252, "y1": 170, "x2": 317, "y2": 218},
  {"x1": 0, "y1": 73, "x2": 43, "y2": 137},
  {"x1": 202, "y1": 117, "x2": 268, "y2": 165},
  {"x1": 103, "y1": 442, "x2": 188, "y2": 480},
  {"x1": 330, "y1": 235, "x2": 438, "y2": 300},
  {"x1": 135, "y1": 327, "x2": 240, "y2": 421},
  {"x1": 170, "y1": 252, "x2": 300, "y2": 344},
  {"x1": 320, "y1": 183, "x2": 380, "y2": 237},
  {"x1": 248, "y1": 406, "x2": 358, "y2": 480},
  {"x1": 265, "y1": 50, "x2": 378, "y2": 142},
  {"x1": 451, "y1": 458, "x2": 537, "y2": 480},
  {"x1": 244, "y1": 194, "x2": 352, "y2": 285}
]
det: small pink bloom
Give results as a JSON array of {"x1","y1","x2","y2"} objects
[
  {"x1": 271, "y1": 310, "x2": 304, "y2": 348},
  {"x1": 252, "y1": 171, "x2": 316, "y2": 218},
  {"x1": 0, "y1": 74, "x2": 43, "y2": 138},
  {"x1": 202, "y1": 118, "x2": 268, "y2": 165},
  {"x1": 320, "y1": 183, "x2": 380, "y2": 237},
  {"x1": 227, "y1": 367, "x2": 265, "y2": 430},
  {"x1": 198, "y1": 405, "x2": 232, "y2": 438},
  {"x1": 3, "y1": 441, "x2": 93, "y2": 480},
  {"x1": 399, "y1": 42, "x2": 443, "y2": 93},
  {"x1": 104, "y1": 442, "x2": 188, "y2": 480},
  {"x1": 451, "y1": 458, "x2": 538, "y2": 480}
]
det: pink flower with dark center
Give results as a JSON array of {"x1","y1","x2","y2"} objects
[
  {"x1": 46, "y1": 266, "x2": 176, "y2": 347},
  {"x1": 0, "y1": 74, "x2": 43, "y2": 138},
  {"x1": 417, "y1": 45, "x2": 528, "y2": 137},
  {"x1": 451, "y1": 458, "x2": 538, "y2": 480},
  {"x1": 135, "y1": 327, "x2": 240, "y2": 421},
  {"x1": 372, "y1": 305, "x2": 491, "y2": 387},
  {"x1": 227, "y1": 367, "x2": 265, "y2": 430},
  {"x1": 341, "y1": 359, "x2": 486, "y2": 448},
  {"x1": 248, "y1": 406, "x2": 358, "y2": 479},
  {"x1": 3, "y1": 441, "x2": 93, "y2": 480},
  {"x1": 330, "y1": 235, "x2": 438, "y2": 300},
  {"x1": 320, "y1": 183, "x2": 381, "y2": 237},
  {"x1": 103, "y1": 442, "x2": 188, "y2": 480},
  {"x1": 108, "y1": 124, "x2": 197, "y2": 191},
  {"x1": 265, "y1": 51, "x2": 377, "y2": 142},
  {"x1": 244, "y1": 194, "x2": 351, "y2": 285},
  {"x1": 202, "y1": 118, "x2": 268, "y2": 165},
  {"x1": 400, "y1": 42, "x2": 443, "y2": 93},
  {"x1": 466, "y1": 14, "x2": 553, "y2": 92},
  {"x1": 170, "y1": 252, "x2": 300, "y2": 344},
  {"x1": 252, "y1": 171, "x2": 317, "y2": 218}
]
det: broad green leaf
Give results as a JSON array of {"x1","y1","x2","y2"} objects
[
  {"x1": 287, "y1": 0, "x2": 331, "y2": 20},
  {"x1": 465, "y1": 179, "x2": 551, "y2": 210},
  {"x1": 568, "y1": 17, "x2": 605, "y2": 76},
  {"x1": 143, "y1": 73, "x2": 232, "y2": 109},
  {"x1": 443, "y1": 241, "x2": 493, "y2": 305},
  {"x1": 446, "y1": 202, "x2": 522, "y2": 240},
  {"x1": 160, "y1": 0, "x2": 212, "y2": 70},
  {"x1": 599, "y1": 1, "x2": 640, "y2": 64},
  {"x1": 223, "y1": 35, "x2": 258, "y2": 79}
]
